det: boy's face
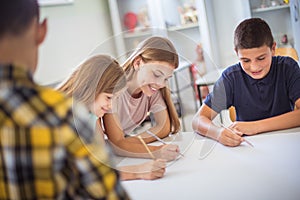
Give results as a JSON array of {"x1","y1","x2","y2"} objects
[{"x1": 236, "y1": 44, "x2": 275, "y2": 79}]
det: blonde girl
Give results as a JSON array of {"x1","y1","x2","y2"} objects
[
  {"x1": 57, "y1": 54, "x2": 166, "y2": 180},
  {"x1": 103, "y1": 36, "x2": 181, "y2": 161}
]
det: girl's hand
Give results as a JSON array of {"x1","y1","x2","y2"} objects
[
  {"x1": 136, "y1": 159, "x2": 167, "y2": 180},
  {"x1": 155, "y1": 144, "x2": 180, "y2": 161}
]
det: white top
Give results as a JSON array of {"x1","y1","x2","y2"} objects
[{"x1": 112, "y1": 89, "x2": 166, "y2": 135}]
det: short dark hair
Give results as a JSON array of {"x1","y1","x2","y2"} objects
[
  {"x1": 234, "y1": 18, "x2": 274, "y2": 51},
  {"x1": 0, "y1": 0, "x2": 39, "y2": 38}
]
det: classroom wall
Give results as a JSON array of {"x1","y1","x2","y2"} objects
[
  {"x1": 34, "y1": 0, "x2": 115, "y2": 85},
  {"x1": 209, "y1": 0, "x2": 251, "y2": 68},
  {"x1": 34, "y1": 0, "x2": 252, "y2": 85}
]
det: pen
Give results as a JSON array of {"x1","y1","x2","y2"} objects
[
  {"x1": 146, "y1": 130, "x2": 185, "y2": 157},
  {"x1": 220, "y1": 124, "x2": 254, "y2": 147},
  {"x1": 137, "y1": 135, "x2": 156, "y2": 159}
]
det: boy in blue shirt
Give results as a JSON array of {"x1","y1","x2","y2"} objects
[{"x1": 192, "y1": 18, "x2": 300, "y2": 147}]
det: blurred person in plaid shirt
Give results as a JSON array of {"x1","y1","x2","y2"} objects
[{"x1": 0, "y1": 0, "x2": 129, "y2": 199}]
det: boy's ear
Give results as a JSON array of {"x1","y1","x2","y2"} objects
[
  {"x1": 37, "y1": 18, "x2": 47, "y2": 45},
  {"x1": 271, "y1": 42, "x2": 276, "y2": 55}
]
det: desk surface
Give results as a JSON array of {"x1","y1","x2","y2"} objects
[{"x1": 121, "y1": 128, "x2": 300, "y2": 200}]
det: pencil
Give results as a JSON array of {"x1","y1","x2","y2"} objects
[
  {"x1": 220, "y1": 124, "x2": 254, "y2": 147},
  {"x1": 137, "y1": 135, "x2": 155, "y2": 159},
  {"x1": 146, "y1": 130, "x2": 185, "y2": 157}
]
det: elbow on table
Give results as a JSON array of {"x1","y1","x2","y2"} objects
[{"x1": 192, "y1": 114, "x2": 200, "y2": 133}]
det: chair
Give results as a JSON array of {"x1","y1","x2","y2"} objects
[
  {"x1": 229, "y1": 106, "x2": 236, "y2": 122},
  {"x1": 275, "y1": 47, "x2": 299, "y2": 61}
]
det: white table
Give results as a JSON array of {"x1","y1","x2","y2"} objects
[{"x1": 121, "y1": 127, "x2": 300, "y2": 200}]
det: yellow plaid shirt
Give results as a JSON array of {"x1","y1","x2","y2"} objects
[{"x1": 0, "y1": 65, "x2": 129, "y2": 200}]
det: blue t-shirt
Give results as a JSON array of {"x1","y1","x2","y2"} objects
[{"x1": 204, "y1": 56, "x2": 300, "y2": 121}]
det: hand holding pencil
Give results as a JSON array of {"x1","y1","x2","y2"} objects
[
  {"x1": 146, "y1": 130, "x2": 185, "y2": 157},
  {"x1": 220, "y1": 124, "x2": 254, "y2": 147},
  {"x1": 137, "y1": 134, "x2": 180, "y2": 161},
  {"x1": 217, "y1": 123, "x2": 254, "y2": 147}
]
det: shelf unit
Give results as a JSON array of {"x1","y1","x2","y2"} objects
[
  {"x1": 252, "y1": 4, "x2": 290, "y2": 13},
  {"x1": 249, "y1": 0, "x2": 294, "y2": 47},
  {"x1": 108, "y1": 0, "x2": 216, "y2": 62},
  {"x1": 38, "y1": 0, "x2": 73, "y2": 6},
  {"x1": 108, "y1": 0, "x2": 215, "y2": 130}
]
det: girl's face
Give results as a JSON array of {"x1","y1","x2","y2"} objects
[
  {"x1": 89, "y1": 92, "x2": 113, "y2": 118},
  {"x1": 136, "y1": 60, "x2": 175, "y2": 96},
  {"x1": 237, "y1": 44, "x2": 275, "y2": 79}
]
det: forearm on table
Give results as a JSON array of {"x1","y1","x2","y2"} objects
[
  {"x1": 255, "y1": 109, "x2": 300, "y2": 133},
  {"x1": 137, "y1": 125, "x2": 171, "y2": 143},
  {"x1": 109, "y1": 139, "x2": 161, "y2": 158},
  {"x1": 192, "y1": 115, "x2": 222, "y2": 141},
  {"x1": 118, "y1": 165, "x2": 139, "y2": 180}
]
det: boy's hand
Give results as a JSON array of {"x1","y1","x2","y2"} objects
[
  {"x1": 217, "y1": 127, "x2": 243, "y2": 147},
  {"x1": 229, "y1": 121, "x2": 259, "y2": 136}
]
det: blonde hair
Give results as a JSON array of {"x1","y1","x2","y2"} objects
[
  {"x1": 57, "y1": 55, "x2": 126, "y2": 107},
  {"x1": 123, "y1": 36, "x2": 180, "y2": 133}
]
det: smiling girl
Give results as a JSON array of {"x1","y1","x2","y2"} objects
[
  {"x1": 103, "y1": 36, "x2": 181, "y2": 161},
  {"x1": 57, "y1": 54, "x2": 167, "y2": 180}
]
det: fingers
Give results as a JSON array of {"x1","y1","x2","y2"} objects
[
  {"x1": 160, "y1": 144, "x2": 180, "y2": 161},
  {"x1": 232, "y1": 129, "x2": 243, "y2": 136},
  {"x1": 141, "y1": 159, "x2": 166, "y2": 180},
  {"x1": 227, "y1": 124, "x2": 244, "y2": 136},
  {"x1": 144, "y1": 168, "x2": 165, "y2": 180},
  {"x1": 153, "y1": 159, "x2": 167, "y2": 169},
  {"x1": 219, "y1": 128, "x2": 243, "y2": 147}
]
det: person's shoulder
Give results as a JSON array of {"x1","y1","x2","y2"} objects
[
  {"x1": 149, "y1": 89, "x2": 164, "y2": 101},
  {"x1": 36, "y1": 85, "x2": 94, "y2": 138},
  {"x1": 36, "y1": 85, "x2": 73, "y2": 111},
  {"x1": 222, "y1": 63, "x2": 242, "y2": 78},
  {"x1": 224, "y1": 63, "x2": 241, "y2": 72},
  {"x1": 273, "y1": 56, "x2": 299, "y2": 72},
  {"x1": 274, "y1": 56, "x2": 298, "y2": 66}
]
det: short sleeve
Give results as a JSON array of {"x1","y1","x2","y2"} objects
[
  {"x1": 149, "y1": 91, "x2": 167, "y2": 113},
  {"x1": 204, "y1": 72, "x2": 233, "y2": 113},
  {"x1": 285, "y1": 58, "x2": 300, "y2": 103}
]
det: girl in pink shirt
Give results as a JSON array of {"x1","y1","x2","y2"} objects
[{"x1": 103, "y1": 36, "x2": 182, "y2": 161}]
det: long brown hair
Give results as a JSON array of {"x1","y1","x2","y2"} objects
[
  {"x1": 122, "y1": 36, "x2": 180, "y2": 133},
  {"x1": 57, "y1": 55, "x2": 126, "y2": 107}
]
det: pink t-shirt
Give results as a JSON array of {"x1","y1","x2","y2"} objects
[{"x1": 111, "y1": 89, "x2": 166, "y2": 135}]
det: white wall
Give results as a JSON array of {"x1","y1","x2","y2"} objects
[
  {"x1": 209, "y1": 0, "x2": 251, "y2": 68},
  {"x1": 34, "y1": 0, "x2": 115, "y2": 85}
]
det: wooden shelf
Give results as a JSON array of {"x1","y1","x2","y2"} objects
[
  {"x1": 252, "y1": 4, "x2": 289, "y2": 13},
  {"x1": 123, "y1": 29, "x2": 152, "y2": 38},
  {"x1": 167, "y1": 23, "x2": 199, "y2": 31},
  {"x1": 38, "y1": 0, "x2": 73, "y2": 6}
]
